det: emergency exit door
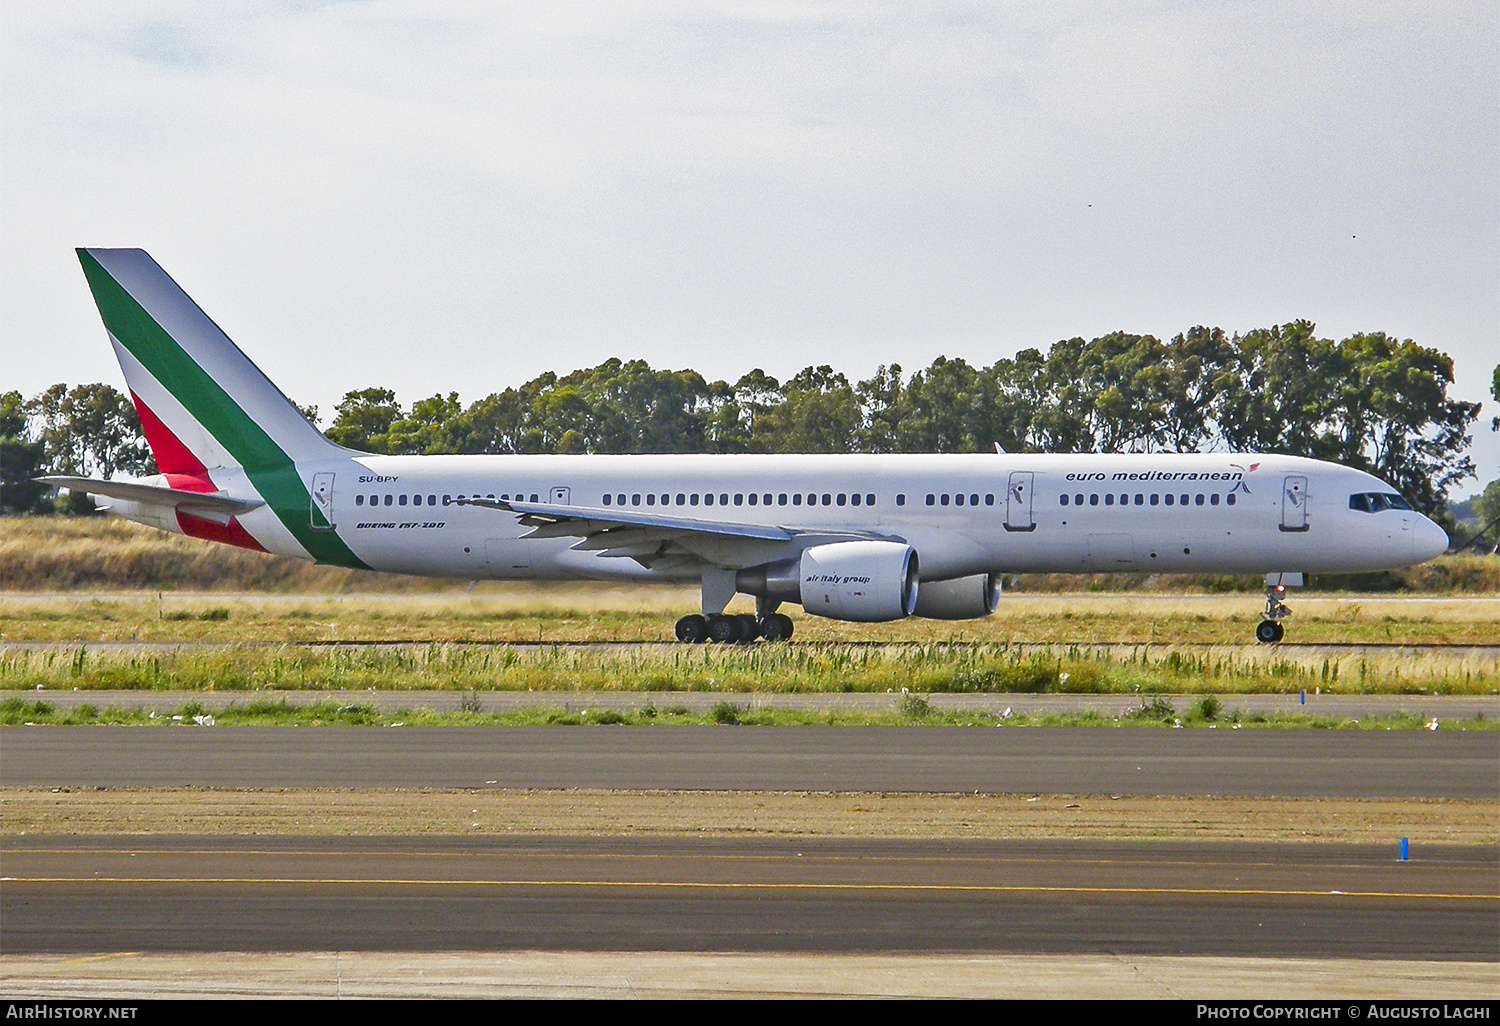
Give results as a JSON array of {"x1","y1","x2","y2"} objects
[
  {"x1": 310, "y1": 472, "x2": 335, "y2": 531},
  {"x1": 1005, "y1": 472, "x2": 1035, "y2": 532},
  {"x1": 1280, "y1": 476, "x2": 1308, "y2": 532}
]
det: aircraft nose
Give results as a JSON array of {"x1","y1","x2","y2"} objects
[{"x1": 1413, "y1": 517, "x2": 1449, "y2": 561}]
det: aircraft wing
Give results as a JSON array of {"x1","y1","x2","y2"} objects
[
  {"x1": 449, "y1": 495, "x2": 885, "y2": 570},
  {"x1": 37, "y1": 476, "x2": 266, "y2": 519}
]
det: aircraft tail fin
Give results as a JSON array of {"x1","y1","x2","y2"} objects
[{"x1": 75, "y1": 248, "x2": 344, "y2": 475}]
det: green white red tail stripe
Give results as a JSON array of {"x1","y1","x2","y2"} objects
[{"x1": 77, "y1": 248, "x2": 367, "y2": 569}]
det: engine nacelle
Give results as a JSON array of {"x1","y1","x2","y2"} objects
[
  {"x1": 796, "y1": 541, "x2": 919, "y2": 622},
  {"x1": 912, "y1": 573, "x2": 1001, "y2": 620}
]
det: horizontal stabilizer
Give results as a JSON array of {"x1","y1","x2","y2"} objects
[{"x1": 36, "y1": 476, "x2": 266, "y2": 518}]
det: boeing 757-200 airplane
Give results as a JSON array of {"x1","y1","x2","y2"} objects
[{"x1": 43, "y1": 248, "x2": 1450, "y2": 644}]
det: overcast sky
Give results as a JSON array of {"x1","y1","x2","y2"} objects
[{"x1": 4, "y1": 1, "x2": 1496, "y2": 487}]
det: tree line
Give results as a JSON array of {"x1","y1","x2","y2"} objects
[{"x1": 2, "y1": 321, "x2": 1490, "y2": 521}]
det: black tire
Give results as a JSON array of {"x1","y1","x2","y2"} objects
[
  {"x1": 772, "y1": 613, "x2": 794, "y2": 641},
  {"x1": 735, "y1": 614, "x2": 760, "y2": 643},
  {"x1": 1255, "y1": 619, "x2": 1281, "y2": 644},
  {"x1": 707, "y1": 615, "x2": 740, "y2": 644},
  {"x1": 1271, "y1": 621, "x2": 1285, "y2": 643},
  {"x1": 676, "y1": 614, "x2": 708, "y2": 643}
]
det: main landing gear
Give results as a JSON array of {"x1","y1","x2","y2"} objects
[
  {"x1": 1256, "y1": 581, "x2": 1291, "y2": 644},
  {"x1": 675, "y1": 612, "x2": 794, "y2": 644}
]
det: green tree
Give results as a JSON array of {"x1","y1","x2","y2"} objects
[
  {"x1": 0, "y1": 390, "x2": 49, "y2": 513},
  {"x1": 385, "y1": 392, "x2": 463, "y2": 455},
  {"x1": 1327, "y1": 333, "x2": 1477, "y2": 516},
  {"x1": 26, "y1": 383, "x2": 153, "y2": 480},
  {"x1": 325, "y1": 388, "x2": 403, "y2": 453},
  {"x1": 896, "y1": 356, "x2": 996, "y2": 453},
  {"x1": 754, "y1": 366, "x2": 861, "y2": 453}
]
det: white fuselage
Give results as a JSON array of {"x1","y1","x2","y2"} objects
[{"x1": 276, "y1": 451, "x2": 1446, "y2": 583}]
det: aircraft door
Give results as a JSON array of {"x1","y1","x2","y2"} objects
[
  {"x1": 1280, "y1": 476, "x2": 1308, "y2": 532},
  {"x1": 310, "y1": 472, "x2": 335, "y2": 532},
  {"x1": 549, "y1": 486, "x2": 571, "y2": 505},
  {"x1": 1005, "y1": 472, "x2": 1035, "y2": 532}
]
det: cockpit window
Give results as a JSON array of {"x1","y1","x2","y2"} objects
[{"x1": 1349, "y1": 492, "x2": 1413, "y2": 513}]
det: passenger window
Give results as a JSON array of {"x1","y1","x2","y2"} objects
[
  {"x1": 734, "y1": 494, "x2": 743, "y2": 506},
  {"x1": 1075, "y1": 494, "x2": 1084, "y2": 505},
  {"x1": 1105, "y1": 494, "x2": 1114, "y2": 506},
  {"x1": 1120, "y1": 494, "x2": 1128, "y2": 505},
  {"x1": 443, "y1": 495, "x2": 451, "y2": 504},
  {"x1": 1165, "y1": 494, "x2": 1174, "y2": 506},
  {"x1": 837, "y1": 494, "x2": 846, "y2": 506},
  {"x1": 748, "y1": 493, "x2": 758, "y2": 506},
  {"x1": 1150, "y1": 494, "x2": 1159, "y2": 506},
  {"x1": 1226, "y1": 493, "x2": 1236, "y2": 506},
  {"x1": 1060, "y1": 494, "x2": 1070, "y2": 506},
  {"x1": 1195, "y1": 494, "x2": 1205, "y2": 506},
  {"x1": 867, "y1": 494, "x2": 876, "y2": 506},
  {"x1": 1210, "y1": 494, "x2": 1219, "y2": 506},
  {"x1": 428, "y1": 495, "x2": 436, "y2": 505},
  {"x1": 1135, "y1": 494, "x2": 1143, "y2": 505},
  {"x1": 764, "y1": 494, "x2": 772, "y2": 506},
  {"x1": 618, "y1": 494, "x2": 626, "y2": 506},
  {"x1": 779, "y1": 494, "x2": 788, "y2": 506},
  {"x1": 1179, "y1": 494, "x2": 1188, "y2": 506},
  {"x1": 676, "y1": 494, "x2": 686, "y2": 505},
  {"x1": 690, "y1": 494, "x2": 699, "y2": 506},
  {"x1": 822, "y1": 494, "x2": 832, "y2": 506},
  {"x1": 793, "y1": 494, "x2": 802, "y2": 506},
  {"x1": 356, "y1": 495, "x2": 364, "y2": 506},
  {"x1": 940, "y1": 494, "x2": 950, "y2": 507},
  {"x1": 896, "y1": 494, "x2": 906, "y2": 506},
  {"x1": 399, "y1": 495, "x2": 407, "y2": 506},
  {"x1": 850, "y1": 493, "x2": 860, "y2": 506},
  {"x1": 970, "y1": 494, "x2": 979, "y2": 506},
  {"x1": 955, "y1": 494, "x2": 965, "y2": 506},
  {"x1": 632, "y1": 494, "x2": 641, "y2": 506},
  {"x1": 704, "y1": 494, "x2": 714, "y2": 506},
  {"x1": 603, "y1": 494, "x2": 612, "y2": 505},
  {"x1": 1089, "y1": 494, "x2": 1099, "y2": 506},
  {"x1": 384, "y1": 495, "x2": 393, "y2": 506},
  {"x1": 807, "y1": 493, "x2": 817, "y2": 505},
  {"x1": 985, "y1": 494, "x2": 994, "y2": 506},
  {"x1": 926, "y1": 494, "x2": 935, "y2": 506}
]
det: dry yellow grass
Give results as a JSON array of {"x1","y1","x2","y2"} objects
[
  {"x1": 3, "y1": 788, "x2": 1493, "y2": 844},
  {"x1": 3, "y1": 589, "x2": 1497, "y2": 647}
]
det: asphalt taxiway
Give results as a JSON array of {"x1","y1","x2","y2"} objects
[
  {"x1": 2, "y1": 725, "x2": 1494, "y2": 798},
  {"x1": 2, "y1": 835, "x2": 1494, "y2": 959}
]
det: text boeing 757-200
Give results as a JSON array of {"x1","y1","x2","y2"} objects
[{"x1": 42, "y1": 248, "x2": 1449, "y2": 644}]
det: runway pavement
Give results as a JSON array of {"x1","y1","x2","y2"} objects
[
  {"x1": 2, "y1": 835, "x2": 1494, "y2": 959},
  {"x1": 6, "y1": 687, "x2": 1496, "y2": 719},
  {"x1": 3, "y1": 726, "x2": 1495, "y2": 798}
]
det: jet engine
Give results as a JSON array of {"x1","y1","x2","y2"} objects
[
  {"x1": 738, "y1": 541, "x2": 919, "y2": 623},
  {"x1": 912, "y1": 573, "x2": 1001, "y2": 620}
]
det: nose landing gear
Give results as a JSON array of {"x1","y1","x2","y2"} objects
[{"x1": 1256, "y1": 578, "x2": 1294, "y2": 643}]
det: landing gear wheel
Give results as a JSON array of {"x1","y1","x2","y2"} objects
[
  {"x1": 675, "y1": 614, "x2": 708, "y2": 643},
  {"x1": 707, "y1": 615, "x2": 742, "y2": 644},
  {"x1": 1255, "y1": 619, "x2": 1284, "y2": 644},
  {"x1": 734, "y1": 614, "x2": 760, "y2": 642},
  {"x1": 758, "y1": 613, "x2": 794, "y2": 642}
]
